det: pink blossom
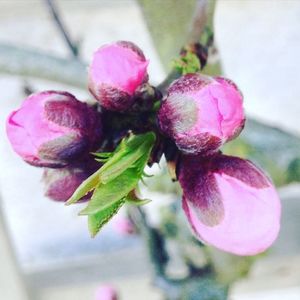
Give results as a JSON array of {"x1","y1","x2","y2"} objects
[
  {"x1": 179, "y1": 154, "x2": 281, "y2": 256},
  {"x1": 95, "y1": 285, "x2": 118, "y2": 300},
  {"x1": 89, "y1": 41, "x2": 149, "y2": 111},
  {"x1": 6, "y1": 91, "x2": 102, "y2": 167},
  {"x1": 158, "y1": 74, "x2": 245, "y2": 155}
]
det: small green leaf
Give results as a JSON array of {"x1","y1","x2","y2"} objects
[
  {"x1": 65, "y1": 168, "x2": 101, "y2": 205},
  {"x1": 98, "y1": 132, "x2": 155, "y2": 184},
  {"x1": 79, "y1": 135, "x2": 155, "y2": 216},
  {"x1": 79, "y1": 168, "x2": 141, "y2": 215},
  {"x1": 172, "y1": 51, "x2": 201, "y2": 75},
  {"x1": 67, "y1": 130, "x2": 155, "y2": 240},
  {"x1": 88, "y1": 199, "x2": 125, "y2": 237},
  {"x1": 99, "y1": 142, "x2": 148, "y2": 184},
  {"x1": 99, "y1": 132, "x2": 155, "y2": 176}
]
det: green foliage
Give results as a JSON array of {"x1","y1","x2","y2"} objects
[
  {"x1": 181, "y1": 278, "x2": 227, "y2": 300},
  {"x1": 287, "y1": 158, "x2": 300, "y2": 182},
  {"x1": 172, "y1": 51, "x2": 201, "y2": 75},
  {"x1": 223, "y1": 119, "x2": 300, "y2": 186},
  {"x1": 88, "y1": 199, "x2": 125, "y2": 238},
  {"x1": 66, "y1": 132, "x2": 156, "y2": 237}
]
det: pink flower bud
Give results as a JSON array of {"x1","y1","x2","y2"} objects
[
  {"x1": 43, "y1": 163, "x2": 97, "y2": 202},
  {"x1": 6, "y1": 91, "x2": 102, "y2": 167},
  {"x1": 95, "y1": 285, "x2": 118, "y2": 300},
  {"x1": 158, "y1": 74, "x2": 245, "y2": 155},
  {"x1": 88, "y1": 41, "x2": 149, "y2": 111},
  {"x1": 179, "y1": 154, "x2": 281, "y2": 256}
]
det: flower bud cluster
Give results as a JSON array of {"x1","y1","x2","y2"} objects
[
  {"x1": 6, "y1": 40, "x2": 281, "y2": 255},
  {"x1": 6, "y1": 41, "x2": 152, "y2": 202}
]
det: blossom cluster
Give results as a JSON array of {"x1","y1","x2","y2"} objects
[{"x1": 6, "y1": 41, "x2": 281, "y2": 256}]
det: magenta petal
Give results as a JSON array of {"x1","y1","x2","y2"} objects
[
  {"x1": 213, "y1": 155, "x2": 270, "y2": 188},
  {"x1": 44, "y1": 95, "x2": 87, "y2": 130},
  {"x1": 183, "y1": 172, "x2": 281, "y2": 256},
  {"x1": 209, "y1": 78, "x2": 244, "y2": 140},
  {"x1": 6, "y1": 110, "x2": 38, "y2": 161},
  {"x1": 181, "y1": 174, "x2": 224, "y2": 226},
  {"x1": 89, "y1": 42, "x2": 148, "y2": 95}
]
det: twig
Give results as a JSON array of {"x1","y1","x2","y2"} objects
[
  {"x1": 130, "y1": 206, "x2": 169, "y2": 277},
  {"x1": 45, "y1": 0, "x2": 79, "y2": 58},
  {"x1": 0, "y1": 43, "x2": 86, "y2": 88}
]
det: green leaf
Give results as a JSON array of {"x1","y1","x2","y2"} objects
[
  {"x1": 79, "y1": 133, "x2": 156, "y2": 215},
  {"x1": 79, "y1": 167, "x2": 142, "y2": 215},
  {"x1": 99, "y1": 140, "x2": 149, "y2": 184},
  {"x1": 66, "y1": 132, "x2": 156, "y2": 206},
  {"x1": 99, "y1": 132, "x2": 155, "y2": 183},
  {"x1": 66, "y1": 131, "x2": 155, "y2": 239},
  {"x1": 101, "y1": 132, "x2": 155, "y2": 174},
  {"x1": 65, "y1": 168, "x2": 101, "y2": 205},
  {"x1": 88, "y1": 199, "x2": 125, "y2": 237},
  {"x1": 172, "y1": 51, "x2": 201, "y2": 75}
]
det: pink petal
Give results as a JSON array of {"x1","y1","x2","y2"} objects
[
  {"x1": 183, "y1": 172, "x2": 281, "y2": 256},
  {"x1": 6, "y1": 110, "x2": 38, "y2": 160},
  {"x1": 89, "y1": 44, "x2": 148, "y2": 95},
  {"x1": 189, "y1": 87, "x2": 223, "y2": 138},
  {"x1": 209, "y1": 79, "x2": 245, "y2": 140}
]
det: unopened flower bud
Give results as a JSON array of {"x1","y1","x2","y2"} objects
[
  {"x1": 158, "y1": 74, "x2": 245, "y2": 155},
  {"x1": 6, "y1": 91, "x2": 102, "y2": 167},
  {"x1": 88, "y1": 41, "x2": 149, "y2": 111},
  {"x1": 43, "y1": 162, "x2": 97, "y2": 202},
  {"x1": 179, "y1": 154, "x2": 281, "y2": 256}
]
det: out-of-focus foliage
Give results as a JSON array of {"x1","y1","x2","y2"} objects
[{"x1": 223, "y1": 119, "x2": 300, "y2": 186}]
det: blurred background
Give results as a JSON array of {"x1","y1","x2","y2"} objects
[{"x1": 0, "y1": 0, "x2": 300, "y2": 299}]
